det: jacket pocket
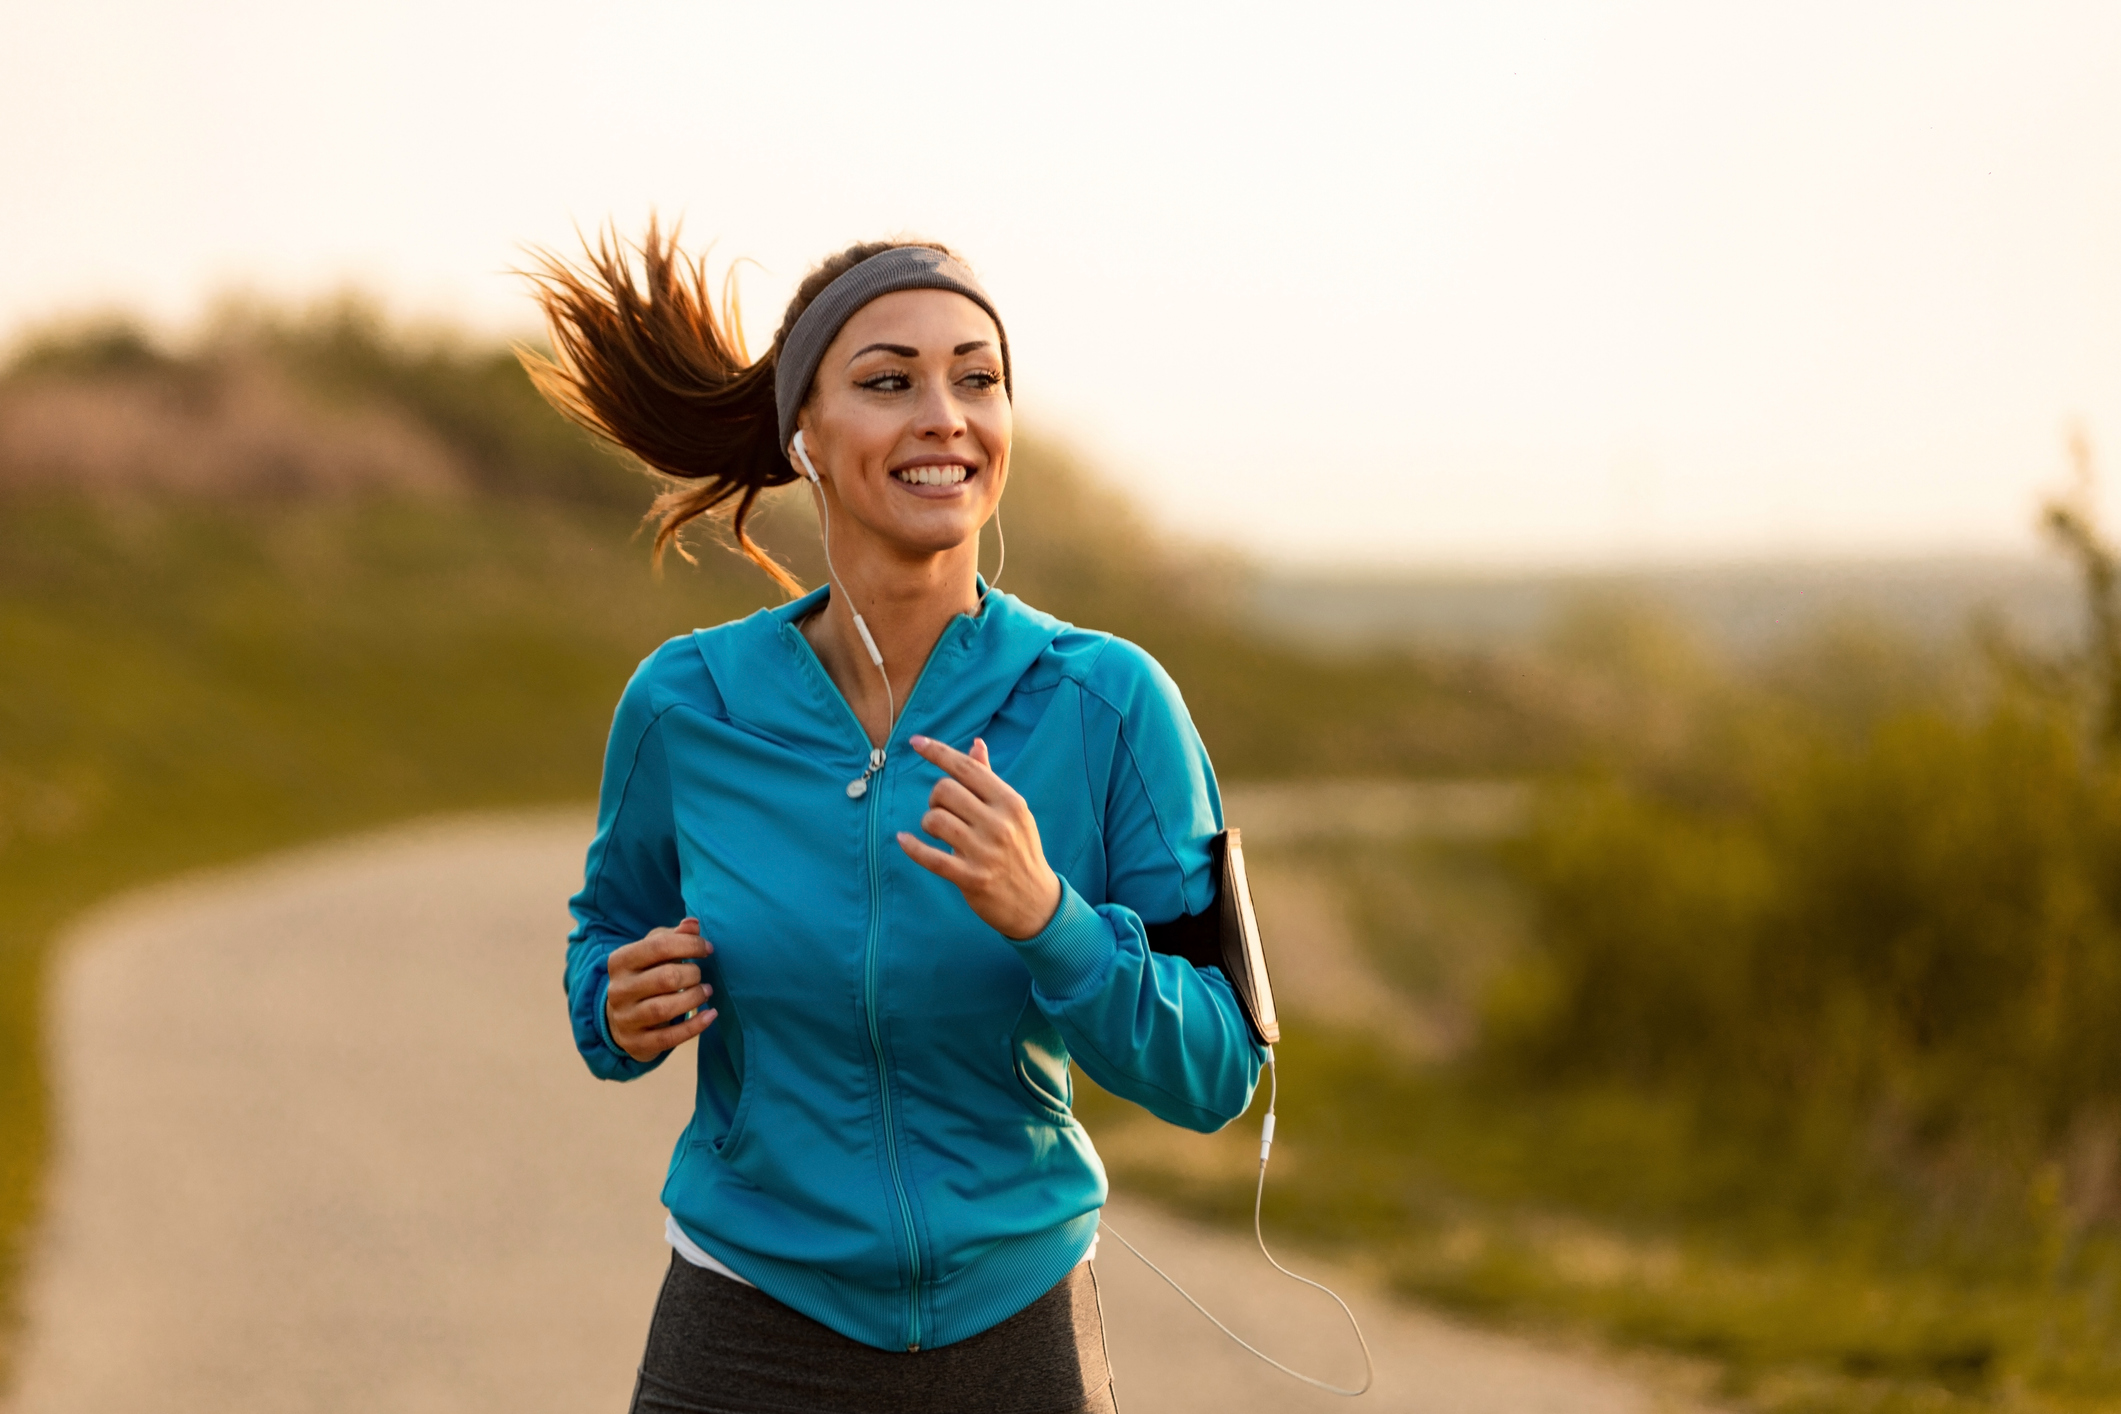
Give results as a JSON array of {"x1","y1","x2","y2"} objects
[
  {"x1": 687, "y1": 1027, "x2": 757, "y2": 1161},
  {"x1": 1009, "y1": 998, "x2": 1074, "y2": 1122}
]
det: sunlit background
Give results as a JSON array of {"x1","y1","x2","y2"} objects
[
  {"x1": 11, "y1": 7, "x2": 2121, "y2": 1414},
  {"x1": 7, "y1": 1, "x2": 2120, "y2": 564}
]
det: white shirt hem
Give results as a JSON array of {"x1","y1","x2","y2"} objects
[{"x1": 665, "y1": 1212, "x2": 755, "y2": 1286}]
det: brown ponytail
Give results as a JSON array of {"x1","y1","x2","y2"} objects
[{"x1": 519, "y1": 219, "x2": 952, "y2": 595}]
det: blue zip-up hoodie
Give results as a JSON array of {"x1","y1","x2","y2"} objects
[{"x1": 566, "y1": 583, "x2": 1264, "y2": 1352}]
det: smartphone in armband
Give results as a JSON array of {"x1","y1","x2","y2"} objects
[
  {"x1": 1215, "y1": 829, "x2": 1279, "y2": 1045},
  {"x1": 1145, "y1": 828, "x2": 1280, "y2": 1046}
]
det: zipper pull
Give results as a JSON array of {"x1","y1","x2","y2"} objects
[{"x1": 846, "y1": 746, "x2": 886, "y2": 799}]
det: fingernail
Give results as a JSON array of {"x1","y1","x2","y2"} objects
[{"x1": 910, "y1": 735, "x2": 930, "y2": 748}]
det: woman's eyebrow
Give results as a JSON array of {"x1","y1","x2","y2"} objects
[{"x1": 846, "y1": 340, "x2": 994, "y2": 362}]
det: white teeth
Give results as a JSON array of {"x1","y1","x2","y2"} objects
[{"x1": 896, "y1": 465, "x2": 968, "y2": 486}]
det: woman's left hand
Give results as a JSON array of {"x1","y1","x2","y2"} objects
[{"x1": 899, "y1": 736, "x2": 1062, "y2": 941}]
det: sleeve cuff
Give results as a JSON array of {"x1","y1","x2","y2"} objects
[{"x1": 1011, "y1": 880, "x2": 1117, "y2": 1000}]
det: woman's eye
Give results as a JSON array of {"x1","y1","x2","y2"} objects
[
  {"x1": 960, "y1": 370, "x2": 1002, "y2": 391},
  {"x1": 858, "y1": 373, "x2": 911, "y2": 392}
]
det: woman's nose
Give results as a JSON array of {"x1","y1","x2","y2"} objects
[{"x1": 911, "y1": 381, "x2": 966, "y2": 439}]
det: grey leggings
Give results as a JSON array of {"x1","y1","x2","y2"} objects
[{"x1": 629, "y1": 1255, "x2": 1119, "y2": 1414}]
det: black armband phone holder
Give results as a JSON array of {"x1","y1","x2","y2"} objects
[{"x1": 1143, "y1": 828, "x2": 1280, "y2": 1045}]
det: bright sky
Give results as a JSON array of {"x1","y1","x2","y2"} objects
[{"x1": 5, "y1": 2, "x2": 2119, "y2": 569}]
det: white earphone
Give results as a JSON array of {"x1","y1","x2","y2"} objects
[{"x1": 794, "y1": 430, "x2": 889, "y2": 799}]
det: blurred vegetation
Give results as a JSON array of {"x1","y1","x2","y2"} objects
[
  {"x1": 1083, "y1": 438, "x2": 2121, "y2": 1412},
  {"x1": 0, "y1": 301, "x2": 1584, "y2": 1384},
  {"x1": 1490, "y1": 440, "x2": 2121, "y2": 1238}
]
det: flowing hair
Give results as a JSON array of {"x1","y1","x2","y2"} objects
[{"x1": 518, "y1": 218, "x2": 951, "y2": 594}]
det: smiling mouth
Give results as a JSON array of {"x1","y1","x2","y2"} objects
[{"x1": 892, "y1": 465, "x2": 973, "y2": 487}]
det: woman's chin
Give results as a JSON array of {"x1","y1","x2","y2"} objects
[{"x1": 882, "y1": 510, "x2": 989, "y2": 559}]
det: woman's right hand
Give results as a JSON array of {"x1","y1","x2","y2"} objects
[{"x1": 606, "y1": 918, "x2": 718, "y2": 1063}]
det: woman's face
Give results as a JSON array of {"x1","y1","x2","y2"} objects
[{"x1": 796, "y1": 288, "x2": 1011, "y2": 562}]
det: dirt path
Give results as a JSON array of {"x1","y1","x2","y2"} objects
[{"x1": 5, "y1": 812, "x2": 1692, "y2": 1413}]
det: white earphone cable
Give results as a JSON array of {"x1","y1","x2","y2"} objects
[
  {"x1": 793, "y1": 432, "x2": 891, "y2": 797},
  {"x1": 985, "y1": 506, "x2": 1005, "y2": 598},
  {"x1": 1099, "y1": 1048, "x2": 1375, "y2": 1397}
]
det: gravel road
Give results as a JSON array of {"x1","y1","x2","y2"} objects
[{"x1": 5, "y1": 812, "x2": 1691, "y2": 1413}]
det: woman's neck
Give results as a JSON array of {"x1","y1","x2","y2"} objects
[{"x1": 800, "y1": 538, "x2": 981, "y2": 748}]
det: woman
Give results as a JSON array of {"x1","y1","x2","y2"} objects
[{"x1": 528, "y1": 226, "x2": 1264, "y2": 1414}]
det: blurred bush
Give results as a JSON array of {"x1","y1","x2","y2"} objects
[
  {"x1": 1078, "y1": 440, "x2": 2121, "y2": 1411},
  {"x1": 1487, "y1": 446, "x2": 2121, "y2": 1240}
]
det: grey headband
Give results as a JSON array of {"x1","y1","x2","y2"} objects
[{"x1": 773, "y1": 245, "x2": 1011, "y2": 450}]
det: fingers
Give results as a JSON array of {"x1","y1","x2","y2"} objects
[
  {"x1": 636, "y1": 981, "x2": 712, "y2": 1026},
  {"x1": 622, "y1": 1006, "x2": 718, "y2": 1060},
  {"x1": 918, "y1": 807, "x2": 977, "y2": 853},
  {"x1": 609, "y1": 955, "x2": 701, "y2": 1004},
  {"x1": 642, "y1": 918, "x2": 711, "y2": 961},
  {"x1": 909, "y1": 735, "x2": 1015, "y2": 807},
  {"x1": 926, "y1": 775, "x2": 993, "y2": 829},
  {"x1": 605, "y1": 918, "x2": 721, "y2": 1062},
  {"x1": 610, "y1": 975, "x2": 711, "y2": 1035},
  {"x1": 637, "y1": 960, "x2": 702, "y2": 997},
  {"x1": 610, "y1": 919, "x2": 713, "y2": 976},
  {"x1": 617, "y1": 962, "x2": 704, "y2": 1007},
  {"x1": 898, "y1": 831, "x2": 974, "y2": 885}
]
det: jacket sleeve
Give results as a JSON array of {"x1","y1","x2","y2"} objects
[
  {"x1": 566, "y1": 666, "x2": 686, "y2": 1081},
  {"x1": 1010, "y1": 644, "x2": 1265, "y2": 1132}
]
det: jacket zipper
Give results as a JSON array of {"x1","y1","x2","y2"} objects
[
  {"x1": 865, "y1": 778, "x2": 923, "y2": 1351},
  {"x1": 791, "y1": 611, "x2": 964, "y2": 1354},
  {"x1": 858, "y1": 625, "x2": 959, "y2": 1354}
]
